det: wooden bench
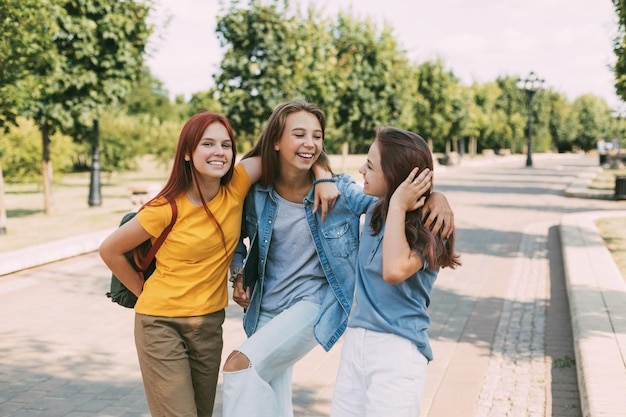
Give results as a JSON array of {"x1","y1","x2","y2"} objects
[{"x1": 128, "y1": 183, "x2": 161, "y2": 207}]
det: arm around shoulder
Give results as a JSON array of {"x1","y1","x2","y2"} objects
[{"x1": 239, "y1": 156, "x2": 262, "y2": 184}]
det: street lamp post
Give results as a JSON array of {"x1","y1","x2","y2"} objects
[
  {"x1": 88, "y1": 119, "x2": 102, "y2": 207},
  {"x1": 517, "y1": 71, "x2": 544, "y2": 167}
]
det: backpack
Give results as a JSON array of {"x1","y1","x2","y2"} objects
[{"x1": 106, "y1": 199, "x2": 178, "y2": 308}]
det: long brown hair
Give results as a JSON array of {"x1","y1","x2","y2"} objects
[
  {"x1": 369, "y1": 127, "x2": 460, "y2": 270},
  {"x1": 243, "y1": 99, "x2": 331, "y2": 186},
  {"x1": 146, "y1": 111, "x2": 237, "y2": 253}
]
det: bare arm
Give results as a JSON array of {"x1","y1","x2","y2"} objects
[
  {"x1": 382, "y1": 168, "x2": 432, "y2": 284},
  {"x1": 240, "y1": 154, "x2": 339, "y2": 222},
  {"x1": 239, "y1": 156, "x2": 262, "y2": 184},
  {"x1": 99, "y1": 218, "x2": 153, "y2": 297},
  {"x1": 312, "y1": 163, "x2": 339, "y2": 223}
]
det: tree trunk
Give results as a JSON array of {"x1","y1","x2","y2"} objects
[
  {"x1": 470, "y1": 136, "x2": 477, "y2": 157},
  {"x1": 0, "y1": 161, "x2": 7, "y2": 235},
  {"x1": 42, "y1": 124, "x2": 54, "y2": 215}
]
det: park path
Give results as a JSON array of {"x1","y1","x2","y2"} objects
[{"x1": 1, "y1": 153, "x2": 624, "y2": 416}]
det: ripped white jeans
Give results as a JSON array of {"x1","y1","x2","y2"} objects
[{"x1": 221, "y1": 300, "x2": 320, "y2": 417}]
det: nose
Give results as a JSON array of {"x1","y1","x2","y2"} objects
[
  {"x1": 303, "y1": 135, "x2": 315, "y2": 147},
  {"x1": 358, "y1": 164, "x2": 366, "y2": 175}
]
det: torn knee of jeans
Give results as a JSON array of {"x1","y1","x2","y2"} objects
[{"x1": 223, "y1": 350, "x2": 252, "y2": 372}]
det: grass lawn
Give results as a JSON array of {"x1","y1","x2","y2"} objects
[
  {"x1": 596, "y1": 216, "x2": 626, "y2": 283},
  {"x1": 588, "y1": 167, "x2": 626, "y2": 190}
]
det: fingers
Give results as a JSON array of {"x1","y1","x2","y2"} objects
[
  {"x1": 406, "y1": 167, "x2": 420, "y2": 183},
  {"x1": 320, "y1": 200, "x2": 328, "y2": 224},
  {"x1": 429, "y1": 216, "x2": 444, "y2": 235},
  {"x1": 441, "y1": 212, "x2": 455, "y2": 239},
  {"x1": 232, "y1": 281, "x2": 250, "y2": 308},
  {"x1": 413, "y1": 196, "x2": 426, "y2": 211},
  {"x1": 412, "y1": 168, "x2": 431, "y2": 183},
  {"x1": 422, "y1": 210, "x2": 455, "y2": 238}
]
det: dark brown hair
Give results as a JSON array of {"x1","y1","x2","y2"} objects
[{"x1": 369, "y1": 127, "x2": 460, "y2": 270}]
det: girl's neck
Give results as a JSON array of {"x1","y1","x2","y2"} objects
[
  {"x1": 187, "y1": 178, "x2": 221, "y2": 206},
  {"x1": 274, "y1": 170, "x2": 313, "y2": 203}
]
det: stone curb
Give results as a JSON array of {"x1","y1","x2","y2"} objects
[
  {"x1": 564, "y1": 167, "x2": 616, "y2": 200},
  {"x1": 559, "y1": 210, "x2": 626, "y2": 417},
  {"x1": 0, "y1": 229, "x2": 113, "y2": 276}
]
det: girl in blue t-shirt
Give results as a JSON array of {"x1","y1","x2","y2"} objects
[{"x1": 331, "y1": 127, "x2": 461, "y2": 417}]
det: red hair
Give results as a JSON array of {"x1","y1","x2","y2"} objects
[{"x1": 145, "y1": 111, "x2": 237, "y2": 253}]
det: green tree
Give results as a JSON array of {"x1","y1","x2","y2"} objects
[
  {"x1": 124, "y1": 66, "x2": 173, "y2": 123},
  {"x1": 0, "y1": 118, "x2": 76, "y2": 183},
  {"x1": 0, "y1": 0, "x2": 58, "y2": 130},
  {"x1": 0, "y1": 0, "x2": 60, "y2": 232},
  {"x1": 613, "y1": 0, "x2": 626, "y2": 101},
  {"x1": 215, "y1": 0, "x2": 302, "y2": 147},
  {"x1": 331, "y1": 12, "x2": 413, "y2": 153},
  {"x1": 465, "y1": 82, "x2": 500, "y2": 152},
  {"x1": 188, "y1": 89, "x2": 223, "y2": 117},
  {"x1": 412, "y1": 59, "x2": 461, "y2": 152},
  {"x1": 494, "y1": 76, "x2": 526, "y2": 153},
  {"x1": 544, "y1": 90, "x2": 578, "y2": 152},
  {"x1": 571, "y1": 94, "x2": 612, "y2": 151},
  {"x1": 25, "y1": 0, "x2": 154, "y2": 213},
  {"x1": 215, "y1": 1, "x2": 413, "y2": 154}
]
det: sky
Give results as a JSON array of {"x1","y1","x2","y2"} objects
[{"x1": 145, "y1": 0, "x2": 623, "y2": 110}]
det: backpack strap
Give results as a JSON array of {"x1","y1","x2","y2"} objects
[{"x1": 137, "y1": 199, "x2": 178, "y2": 271}]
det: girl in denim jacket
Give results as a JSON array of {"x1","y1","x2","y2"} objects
[{"x1": 221, "y1": 101, "x2": 454, "y2": 417}]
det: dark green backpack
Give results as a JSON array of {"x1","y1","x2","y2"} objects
[{"x1": 106, "y1": 200, "x2": 177, "y2": 308}]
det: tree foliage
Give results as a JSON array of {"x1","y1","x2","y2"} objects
[
  {"x1": 0, "y1": 0, "x2": 59, "y2": 130},
  {"x1": 412, "y1": 60, "x2": 461, "y2": 150},
  {"x1": 19, "y1": 0, "x2": 154, "y2": 213},
  {"x1": 0, "y1": 118, "x2": 76, "y2": 183},
  {"x1": 613, "y1": 0, "x2": 626, "y2": 101},
  {"x1": 331, "y1": 13, "x2": 413, "y2": 153},
  {"x1": 215, "y1": 0, "x2": 300, "y2": 147},
  {"x1": 571, "y1": 94, "x2": 611, "y2": 151},
  {"x1": 2, "y1": 0, "x2": 620, "y2": 192}
]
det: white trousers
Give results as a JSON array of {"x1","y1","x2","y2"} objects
[
  {"x1": 221, "y1": 300, "x2": 320, "y2": 417},
  {"x1": 330, "y1": 327, "x2": 428, "y2": 417}
]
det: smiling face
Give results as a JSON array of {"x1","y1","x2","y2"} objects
[
  {"x1": 359, "y1": 140, "x2": 388, "y2": 199},
  {"x1": 274, "y1": 110, "x2": 323, "y2": 175},
  {"x1": 186, "y1": 121, "x2": 234, "y2": 181}
]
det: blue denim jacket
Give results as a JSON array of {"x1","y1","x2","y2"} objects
[{"x1": 232, "y1": 174, "x2": 375, "y2": 351}]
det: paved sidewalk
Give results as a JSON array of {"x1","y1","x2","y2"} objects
[{"x1": 1, "y1": 153, "x2": 626, "y2": 416}]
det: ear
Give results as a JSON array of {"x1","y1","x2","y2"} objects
[
  {"x1": 184, "y1": 153, "x2": 190, "y2": 161},
  {"x1": 274, "y1": 143, "x2": 280, "y2": 151}
]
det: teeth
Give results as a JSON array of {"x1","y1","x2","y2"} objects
[
  {"x1": 208, "y1": 161, "x2": 224, "y2": 166},
  {"x1": 298, "y1": 153, "x2": 313, "y2": 158}
]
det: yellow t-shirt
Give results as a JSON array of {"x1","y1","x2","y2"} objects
[{"x1": 134, "y1": 164, "x2": 251, "y2": 317}]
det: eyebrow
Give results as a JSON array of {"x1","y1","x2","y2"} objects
[{"x1": 202, "y1": 137, "x2": 231, "y2": 142}]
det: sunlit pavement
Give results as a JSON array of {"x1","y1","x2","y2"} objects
[{"x1": 1, "y1": 153, "x2": 626, "y2": 416}]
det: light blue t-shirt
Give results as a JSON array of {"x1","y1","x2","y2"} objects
[
  {"x1": 261, "y1": 194, "x2": 328, "y2": 314},
  {"x1": 348, "y1": 206, "x2": 438, "y2": 361}
]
